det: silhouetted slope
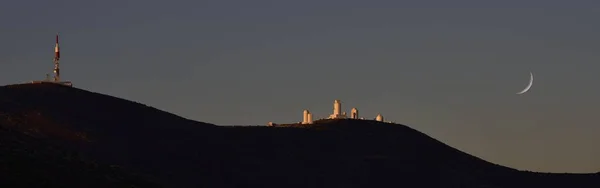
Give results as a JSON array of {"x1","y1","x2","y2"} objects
[
  {"x1": 0, "y1": 83, "x2": 598, "y2": 188},
  {"x1": 0, "y1": 83, "x2": 221, "y2": 187},
  {"x1": 0, "y1": 125, "x2": 161, "y2": 187},
  {"x1": 220, "y1": 121, "x2": 600, "y2": 188}
]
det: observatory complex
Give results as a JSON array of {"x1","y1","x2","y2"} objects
[
  {"x1": 29, "y1": 34, "x2": 73, "y2": 87},
  {"x1": 303, "y1": 99, "x2": 386, "y2": 124},
  {"x1": 268, "y1": 100, "x2": 390, "y2": 126}
]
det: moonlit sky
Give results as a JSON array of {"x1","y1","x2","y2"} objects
[{"x1": 2, "y1": 0, "x2": 600, "y2": 173}]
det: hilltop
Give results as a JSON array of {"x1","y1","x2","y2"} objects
[
  {"x1": 0, "y1": 83, "x2": 219, "y2": 187},
  {"x1": 0, "y1": 83, "x2": 598, "y2": 188}
]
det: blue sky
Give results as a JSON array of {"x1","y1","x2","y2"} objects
[{"x1": 2, "y1": 0, "x2": 600, "y2": 173}]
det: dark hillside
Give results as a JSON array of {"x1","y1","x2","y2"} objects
[
  {"x1": 0, "y1": 83, "x2": 222, "y2": 187},
  {"x1": 222, "y1": 120, "x2": 600, "y2": 188},
  {"x1": 0, "y1": 83, "x2": 598, "y2": 187},
  {"x1": 0, "y1": 125, "x2": 161, "y2": 187}
]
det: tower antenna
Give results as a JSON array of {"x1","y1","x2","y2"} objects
[{"x1": 53, "y1": 33, "x2": 60, "y2": 82}]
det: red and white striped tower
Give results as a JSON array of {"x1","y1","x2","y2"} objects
[{"x1": 53, "y1": 33, "x2": 60, "y2": 82}]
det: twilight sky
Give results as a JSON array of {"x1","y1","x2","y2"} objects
[{"x1": 2, "y1": 0, "x2": 600, "y2": 173}]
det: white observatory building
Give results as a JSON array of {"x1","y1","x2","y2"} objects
[
  {"x1": 375, "y1": 114, "x2": 384, "y2": 122},
  {"x1": 328, "y1": 100, "x2": 347, "y2": 119},
  {"x1": 302, "y1": 110, "x2": 313, "y2": 124},
  {"x1": 350, "y1": 108, "x2": 358, "y2": 119}
]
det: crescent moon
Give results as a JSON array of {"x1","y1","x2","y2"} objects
[{"x1": 516, "y1": 72, "x2": 534, "y2": 95}]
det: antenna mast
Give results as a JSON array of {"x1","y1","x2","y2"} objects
[
  {"x1": 53, "y1": 59, "x2": 60, "y2": 82},
  {"x1": 53, "y1": 33, "x2": 60, "y2": 82}
]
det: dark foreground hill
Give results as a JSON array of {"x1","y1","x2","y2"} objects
[
  {"x1": 0, "y1": 83, "x2": 598, "y2": 188},
  {"x1": 0, "y1": 125, "x2": 162, "y2": 187}
]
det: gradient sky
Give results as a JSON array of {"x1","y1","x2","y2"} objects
[{"x1": 2, "y1": 0, "x2": 600, "y2": 173}]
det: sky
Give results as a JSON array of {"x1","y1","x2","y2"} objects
[{"x1": 1, "y1": 0, "x2": 600, "y2": 173}]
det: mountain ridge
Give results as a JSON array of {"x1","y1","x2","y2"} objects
[{"x1": 0, "y1": 83, "x2": 598, "y2": 188}]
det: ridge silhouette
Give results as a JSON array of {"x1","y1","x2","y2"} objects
[{"x1": 0, "y1": 83, "x2": 598, "y2": 188}]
